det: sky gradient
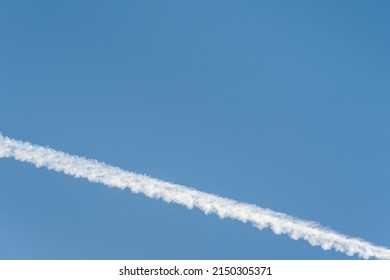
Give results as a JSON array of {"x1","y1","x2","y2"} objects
[{"x1": 0, "y1": 1, "x2": 389, "y2": 259}]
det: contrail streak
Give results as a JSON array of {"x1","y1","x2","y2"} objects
[{"x1": 0, "y1": 134, "x2": 389, "y2": 259}]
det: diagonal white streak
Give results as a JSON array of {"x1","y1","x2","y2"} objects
[{"x1": 0, "y1": 134, "x2": 389, "y2": 259}]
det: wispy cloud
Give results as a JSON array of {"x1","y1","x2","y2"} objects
[{"x1": 1, "y1": 134, "x2": 389, "y2": 259}]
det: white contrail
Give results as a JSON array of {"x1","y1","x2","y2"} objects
[{"x1": 0, "y1": 134, "x2": 389, "y2": 259}]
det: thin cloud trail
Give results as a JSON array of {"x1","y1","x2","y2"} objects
[{"x1": 1, "y1": 134, "x2": 389, "y2": 259}]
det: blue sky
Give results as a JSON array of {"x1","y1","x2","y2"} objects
[{"x1": 0, "y1": 1, "x2": 389, "y2": 259}]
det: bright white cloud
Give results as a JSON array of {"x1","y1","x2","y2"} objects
[{"x1": 1, "y1": 134, "x2": 389, "y2": 259}]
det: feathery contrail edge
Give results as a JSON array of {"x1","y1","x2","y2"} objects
[{"x1": 0, "y1": 134, "x2": 389, "y2": 259}]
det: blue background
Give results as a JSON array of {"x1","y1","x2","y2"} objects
[{"x1": 0, "y1": 1, "x2": 389, "y2": 259}]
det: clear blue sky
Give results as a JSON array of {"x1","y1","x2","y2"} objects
[{"x1": 0, "y1": 1, "x2": 389, "y2": 259}]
